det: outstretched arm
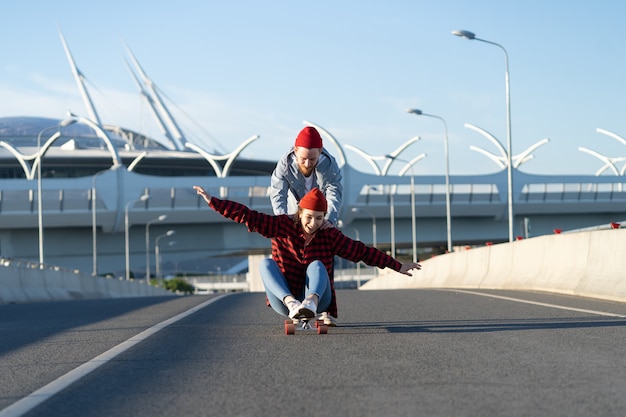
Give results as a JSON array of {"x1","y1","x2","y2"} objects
[{"x1": 193, "y1": 185, "x2": 283, "y2": 239}]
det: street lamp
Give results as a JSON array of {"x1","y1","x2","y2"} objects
[
  {"x1": 35, "y1": 120, "x2": 74, "y2": 265},
  {"x1": 146, "y1": 215, "x2": 167, "y2": 282},
  {"x1": 91, "y1": 169, "x2": 112, "y2": 276},
  {"x1": 406, "y1": 108, "x2": 452, "y2": 253},
  {"x1": 452, "y1": 29, "x2": 514, "y2": 242},
  {"x1": 155, "y1": 230, "x2": 176, "y2": 279},
  {"x1": 125, "y1": 194, "x2": 150, "y2": 280},
  {"x1": 351, "y1": 207, "x2": 376, "y2": 248},
  {"x1": 36, "y1": 126, "x2": 56, "y2": 266}
]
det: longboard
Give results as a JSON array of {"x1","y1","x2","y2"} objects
[{"x1": 284, "y1": 319, "x2": 328, "y2": 335}]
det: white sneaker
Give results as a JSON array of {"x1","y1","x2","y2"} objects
[
  {"x1": 286, "y1": 299, "x2": 303, "y2": 319},
  {"x1": 297, "y1": 298, "x2": 317, "y2": 319},
  {"x1": 319, "y1": 311, "x2": 338, "y2": 327}
]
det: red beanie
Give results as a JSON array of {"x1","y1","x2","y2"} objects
[
  {"x1": 294, "y1": 126, "x2": 323, "y2": 149},
  {"x1": 299, "y1": 188, "x2": 327, "y2": 212}
]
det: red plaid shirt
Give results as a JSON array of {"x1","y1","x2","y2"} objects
[{"x1": 209, "y1": 196, "x2": 402, "y2": 317}]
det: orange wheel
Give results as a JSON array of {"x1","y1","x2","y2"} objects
[
  {"x1": 317, "y1": 324, "x2": 328, "y2": 334},
  {"x1": 284, "y1": 320, "x2": 295, "y2": 335}
]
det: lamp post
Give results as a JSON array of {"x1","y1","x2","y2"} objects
[
  {"x1": 452, "y1": 29, "x2": 514, "y2": 242},
  {"x1": 410, "y1": 175, "x2": 417, "y2": 262},
  {"x1": 155, "y1": 230, "x2": 176, "y2": 279},
  {"x1": 35, "y1": 119, "x2": 75, "y2": 265},
  {"x1": 36, "y1": 126, "x2": 57, "y2": 266},
  {"x1": 125, "y1": 194, "x2": 150, "y2": 280},
  {"x1": 351, "y1": 207, "x2": 376, "y2": 248},
  {"x1": 406, "y1": 108, "x2": 452, "y2": 253},
  {"x1": 389, "y1": 191, "x2": 395, "y2": 258},
  {"x1": 91, "y1": 169, "x2": 111, "y2": 276},
  {"x1": 145, "y1": 215, "x2": 167, "y2": 282}
]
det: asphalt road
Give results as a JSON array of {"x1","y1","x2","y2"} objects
[{"x1": 1, "y1": 289, "x2": 626, "y2": 417}]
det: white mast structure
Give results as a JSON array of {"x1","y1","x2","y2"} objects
[
  {"x1": 59, "y1": 31, "x2": 102, "y2": 126},
  {"x1": 124, "y1": 44, "x2": 186, "y2": 151},
  {"x1": 124, "y1": 57, "x2": 175, "y2": 150}
]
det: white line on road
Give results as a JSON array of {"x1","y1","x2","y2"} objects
[
  {"x1": 0, "y1": 294, "x2": 230, "y2": 417},
  {"x1": 446, "y1": 289, "x2": 626, "y2": 318}
]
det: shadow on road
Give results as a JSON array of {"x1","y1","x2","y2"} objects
[{"x1": 341, "y1": 317, "x2": 626, "y2": 333}]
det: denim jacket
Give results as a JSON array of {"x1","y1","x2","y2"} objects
[{"x1": 270, "y1": 148, "x2": 343, "y2": 226}]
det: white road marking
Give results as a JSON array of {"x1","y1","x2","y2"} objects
[
  {"x1": 0, "y1": 294, "x2": 229, "y2": 417},
  {"x1": 446, "y1": 289, "x2": 626, "y2": 318}
]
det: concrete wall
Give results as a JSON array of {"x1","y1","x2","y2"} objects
[
  {"x1": 361, "y1": 228, "x2": 626, "y2": 303},
  {"x1": 0, "y1": 261, "x2": 173, "y2": 304}
]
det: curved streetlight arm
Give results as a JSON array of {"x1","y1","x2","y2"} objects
[
  {"x1": 468, "y1": 145, "x2": 507, "y2": 169},
  {"x1": 345, "y1": 137, "x2": 419, "y2": 176},
  {"x1": 184, "y1": 142, "x2": 222, "y2": 176},
  {"x1": 579, "y1": 147, "x2": 620, "y2": 176},
  {"x1": 398, "y1": 154, "x2": 427, "y2": 176},
  {"x1": 596, "y1": 128, "x2": 626, "y2": 147},
  {"x1": 513, "y1": 138, "x2": 549, "y2": 168},
  {"x1": 452, "y1": 30, "x2": 510, "y2": 66},
  {"x1": 0, "y1": 141, "x2": 31, "y2": 179},
  {"x1": 220, "y1": 134, "x2": 260, "y2": 178},
  {"x1": 185, "y1": 134, "x2": 259, "y2": 178},
  {"x1": 128, "y1": 151, "x2": 148, "y2": 172},
  {"x1": 66, "y1": 112, "x2": 123, "y2": 168},
  {"x1": 344, "y1": 144, "x2": 384, "y2": 175},
  {"x1": 381, "y1": 136, "x2": 420, "y2": 176},
  {"x1": 465, "y1": 123, "x2": 507, "y2": 159},
  {"x1": 30, "y1": 132, "x2": 64, "y2": 180}
]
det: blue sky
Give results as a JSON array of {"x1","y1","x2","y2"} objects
[{"x1": 2, "y1": 1, "x2": 625, "y2": 175}]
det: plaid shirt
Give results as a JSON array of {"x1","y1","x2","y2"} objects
[{"x1": 208, "y1": 196, "x2": 402, "y2": 317}]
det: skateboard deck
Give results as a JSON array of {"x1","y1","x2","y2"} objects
[{"x1": 284, "y1": 318, "x2": 328, "y2": 335}]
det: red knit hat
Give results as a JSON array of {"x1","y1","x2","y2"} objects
[
  {"x1": 294, "y1": 126, "x2": 323, "y2": 149},
  {"x1": 299, "y1": 188, "x2": 327, "y2": 212}
]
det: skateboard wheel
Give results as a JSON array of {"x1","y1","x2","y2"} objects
[
  {"x1": 317, "y1": 324, "x2": 328, "y2": 334},
  {"x1": 284, "y1": 319, "x2": 295, "y2": 335}
]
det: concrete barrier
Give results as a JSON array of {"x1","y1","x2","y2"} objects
[
  {"x1": 0, "y1": 264, "x2": 28, "y2": 303},
  {"x1": 45, "y1": 268, "x2": 72, "y2": 301},
  {"x1": 0, "y1": 259, "x2": 173, "y2": 304},
  {"x1": 361, "y1": 228, "x2": 626, "y2": 303},
  {"x1": 19, "y1": 267, "x2": 53, "y2": 302}
]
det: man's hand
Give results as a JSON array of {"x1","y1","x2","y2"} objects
[
  {"x1": 320, "y1": 219, "x2": 335, "y2": 230},
  {"x1": 193, "y1": 186, "x2": 211, "y2": 204}
]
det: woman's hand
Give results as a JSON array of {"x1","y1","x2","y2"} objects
[
  {"x1": 193, "y1": 185, "x2": 211, "y2": 204},
  {"x1": 398, "y1": 262, "x2": 422, "y2": 276}
]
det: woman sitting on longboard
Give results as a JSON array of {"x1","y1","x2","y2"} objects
[{"x1": 193, "y1": 186, "x2": 421, "y2": 325}]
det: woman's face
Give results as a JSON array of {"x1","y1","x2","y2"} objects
[{"x1": 300, "y1": 208, "x2": 325, "y2": 235}]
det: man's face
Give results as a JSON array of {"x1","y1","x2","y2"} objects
[
  {"x1": 294, "y1": 147, "x2": 321, "y2": 177},
  {"x1": 300, "y1": 208, "x2": 325, "y2": 235}
]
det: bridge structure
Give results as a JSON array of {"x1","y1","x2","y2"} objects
[
  {"x1": 2, "y1": 32, "x2": 625, "y2": 281},
  {"x1": 0, "y1": 160, "x2": 624, "y2": 279}
]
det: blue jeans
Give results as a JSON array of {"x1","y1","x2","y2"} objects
[{"x1": 259, "y1": 258, "x2": 332, "y2": 317}]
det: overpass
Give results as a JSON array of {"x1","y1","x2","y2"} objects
[{"x1": 0, "y1": 164, "x2": 624, "y2": 277}]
